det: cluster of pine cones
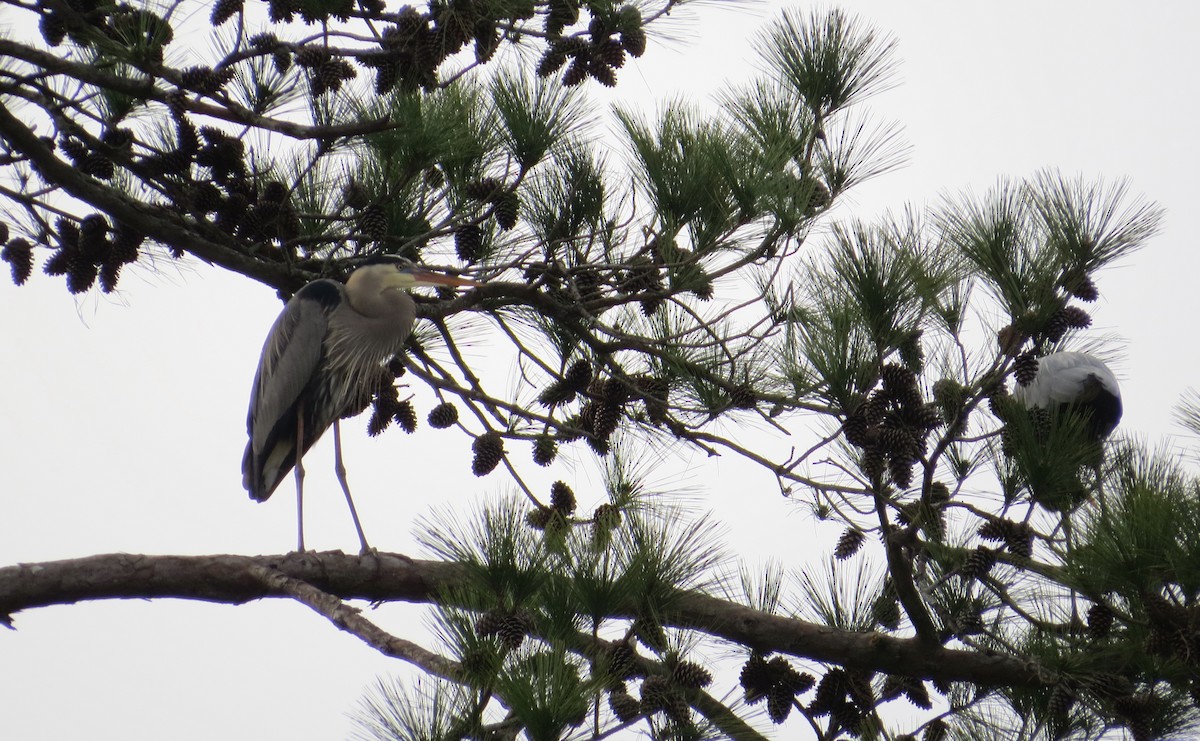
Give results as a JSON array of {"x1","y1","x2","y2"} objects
[{"x1": 843, "y1": 363, "x2": 944, "y2": 489}]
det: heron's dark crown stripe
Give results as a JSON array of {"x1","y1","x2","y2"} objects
[
  {"x1": 294, "y1": 279, "x2": 342, "y2": 309},
  {"x1": 359, "y1": 254, "x2": 412, "y2": 268}
]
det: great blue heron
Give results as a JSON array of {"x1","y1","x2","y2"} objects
[
  {"x1": 243, "y1": 256, "x2": 480, "y2": 553},
  {"x1": 1012, "y1": 351, "x2": 1123, "y2": 441}
]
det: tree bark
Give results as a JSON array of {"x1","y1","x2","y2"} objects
[{"x1": 0, "y1": 551, "x2": 1047, "y2": 689}]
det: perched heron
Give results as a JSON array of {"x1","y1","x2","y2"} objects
[
  {"x1": 1012, "y1": 351, "x2": 1123, "y2": 441},
  {"x1": 243, "y1": 256, "x2": 480, "y2": 552}
]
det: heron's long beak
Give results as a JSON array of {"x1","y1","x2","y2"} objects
[{"x1": 403, "y1": 269, "x2": 483, "y2": 289}]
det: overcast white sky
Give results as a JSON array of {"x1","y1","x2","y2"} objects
[{"x1": 3, "y1": 1, "x2": 1199, "y2": 739}]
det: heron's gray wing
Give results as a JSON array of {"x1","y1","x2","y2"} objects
[{"x1": 243, "y1": 280, "x2": 342, "y2": 500}]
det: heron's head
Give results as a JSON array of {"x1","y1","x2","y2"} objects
[{"x1": 347, "y1": 256, "x2": 483, "y2": 296}]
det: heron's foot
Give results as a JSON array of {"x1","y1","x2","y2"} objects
[{"x1": 358, "y1": 544, "x2": 378, "y2": 557}]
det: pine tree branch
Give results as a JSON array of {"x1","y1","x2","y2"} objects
[
  {"x1": 0, "y1": 100, "x2": 308, "y2": 291},
  {"x1": 0, "y1": 551, "x2": 1049, "y2": 691},
  {"x1": 245, "y1": 563, "x2": 462, "y2": 681},
  {"x1": 0, "y1": 39, "x2": 391, "y2": 140}
]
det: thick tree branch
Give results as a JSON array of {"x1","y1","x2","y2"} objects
[{"x1": 0, "y1": 551, "x2": 1049, "y2": 691}]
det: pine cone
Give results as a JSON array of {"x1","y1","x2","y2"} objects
[
  {"x1": 561, "y1": 57, "x2": 588, "y2": 86},
  {"x1": 766, "y1": 684, "x2": 792, "y2": 723},
  {"x1": 294, "y1": 45, "x2": 329, "y2": 67},
  {"x1": 960, "y1": 546, "x2": 997, "y2": 581},
  {"x1": 871, "y1": 592, "x2": 900, "y2": 630},
  {"x1": 2, "y1": 238, "x2": 33, "y2": 285},
  {"x1": 454, "y1": 224, "x2": 482, "y2": 263},
  {"x1": 471, "y1": 431, "x2": 504, "y2": 476},
  {"x1": 923, "y1": 719, "x2": 948, "y2": 741},
  {"x1": 593, "y1": 503, "x2": 621, "y2": 529},
  {"x1": 881, "y1": 362, "x2": 917, "y2": 397},
  {"x1": 537, "y1": 44, "x2": 569, "y2": 77},
  {"x1": 639, "y1": 674, "x2": 672, "y2": 713},
  {"x1": 249, "y1": 32, "x2": 279, "y2": 49},
  {"x1": 843, "y1": 413, "x2": 872, "y2": 448},
  {"x1": 987, "y1": 384, "x2": 1013, "y2": 420},
  {"x1": 1071, "y1": 275, "x2": 1099, "y2": 302},
  {"x1": 830, "y1": 701, "x2": 862, "y2": 735},
  {"x1": 210, "y1": 0, "x2": 243, "y2": 25},
  {"x1": 739, "y1": 652, "x2": 774, "y2": 703},
  {"x1": 780, "y1": 664, "x2": 815, "y2": 695},
  {"x1": 1087, "y1": 602, "x2": 1115, "y2": 639},
  {"x1": 861, "y1": 447, "x2": 886, "y2": 481},
  {"x1": 899, "y1": 331, "x2": 924, "y2": 372},
  {"x1": 427, "y1": 402, "x2": 458, "y2": 428},
  {"x1": 543, "y1": 0, "x2": 579, "y2": 36},
  {"x1": 59, "y1": 137, "x2": 88, "y2": 164},
  {"x1": 834, "y1": 528, "x2": 865, "y2": 560},
  {"x1": 81, "y1": 152, "x2": 114, "y2": 180},
  {"x1": 66, "y1": 257, "x2": 98, "y2": 293},
  {"x1": 491, "y1": 190, "x2": 519, "y2": 230},
  {"x1": 729, "y1": 383, "x2": 756, "y2": 410},
  {"x1": 671, "y1": 660, "x2": 713, "y2": 689},
  {"x1": 585, "y1": 432, "x2": 610, "y2": 456},
  {"x1": 889, "y1": 456, "x2": 915, "y2": 489},
  {"x1": 373, "y1": 60, "x2": 399, "y2": 94},
  {"x1": 465, "y1": 177, "x2": 503, "y2": 201},
  {"x1": 844, "y1": 669, "x2": 875, "y2": 709},
  {"x1": 618, "y1": 7, "x2": 646, "y2": 57},
  {"x1": 472, "y1": 21, "x2": 499, "y2": 63},
  {"x1": 880, "y1": 426, "x2": 918, "y2": 459},
  {"x1": 1003, "y1": 522, "x2": 1034, "y2": 559},
  {"x1": 809, "y1": 668, "x2": 848, "y2": 716},
  {"x1": 591, "y1": 398, "x2": 622, "y2": 441},
  {"x1": 661, "y1": 690, "x2": 690, "y2": 725},
  {"x1": 532, "y1": 434, "x2": 557, "y2": 466},
  {"x1": 550, "y1": 481, "x2": 576, "y2": 515},
  {"x1": 496, "y1": 610, "x2": 533, "y2": 650},
  {"x1": 588, "y1": 59, "x2": 617, "y2": 87},
  {"x1": 608, "y1": 687, "x2": 641, "y2": 722},
  {"x1": 632, "y1": 616, "x2": 666, "y2": 652},
  {"x1": 1060, "y1": 305, "x2": 1092, "y2": 329},
  {"x1": 1044, "y1": 310, "x2": 1069, "y2": 343},
  {"x1": 526, "y1": 506, "x2": 553, "y2": 530},
  {"x1": 537, "y1": 380, "x2": 577, "y2": 408},
  {"x1": 1013, "y1": 352, "x2": 1040, "y2": 386},
  {"x1": 593, "y1": 37, "x2": 625, "y2": 68},
  {"x1": 358, "y1": 205, "x2": 388, "y2": 240},
  {"x1": 977, "y1": 518, "x2": 1013, "y2": 542},
  {"x1": 879, "y1": 674, "x2": 905, "y2": 702},
  {"x1": 903, "y1": 678, "x2": 932, "y2": 709},
  {"x1": 563, "y1": 359, "x2": 592, "y2": 390},
  {"x1": 39, "y1": 12, "x2": 67, "y2": 46},
  {"x1": 928, "y1": 481, "x2": 951, "y2": 505},
  {"x1": 607, "y1": 641, "x2": 639, "y2": 680},
  {"x1": 180, "y1": 66, "x2": 217, "y2": 93},
  {"x1": 474, "y1": 608, "x2": 503, "y2": 637},
  {"x1": 392, "y1": 400, "x2": 417, "y2": 433},
  {"x1": 909, "y1": 403, "x2": 945, "y2": 430}
]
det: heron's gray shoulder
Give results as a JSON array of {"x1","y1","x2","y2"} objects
[
  {"x1": 261, "y1": 281, "x2": 342, "y2": 363},
  {"x1": 248, "y1": 280, "x2": 343, "y2": 432}
]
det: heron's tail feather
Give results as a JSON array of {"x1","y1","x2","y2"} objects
[{"x1": 243, "y1": 439, "x2": 296, "y2": 502}]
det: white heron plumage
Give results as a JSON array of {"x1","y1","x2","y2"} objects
[{"x1": 1012, "y1": 351, "x2": 1123, "y2": 440}]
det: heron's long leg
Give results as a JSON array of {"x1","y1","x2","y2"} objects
[
  {"x1": 295, "y1": 406, "x2": 306, "y2": 552},
  {"x1": 333, "y1": 419, "x2": 372, "y2": 554}
]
